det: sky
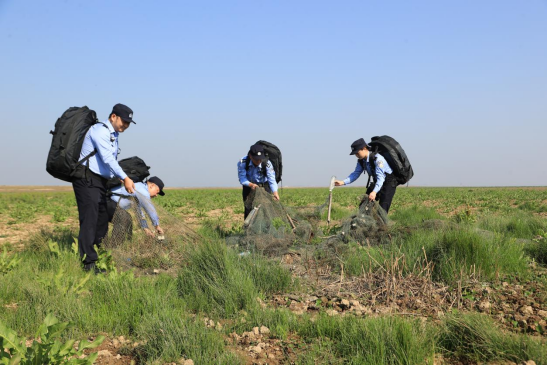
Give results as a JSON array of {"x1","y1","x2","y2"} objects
[{"x1": 0, "y1": 0, "x2": 546, "y2": 188}]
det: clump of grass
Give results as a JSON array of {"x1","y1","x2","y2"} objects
[
  {"x1": 177, "y1": 239, "x2": 293, "y2": 317},
  {"x1": 428, "y1": 228, "x2": 529, "y2": 285},
  {"x1": 342, "y1": 229, "x2": 441, "y2": 277},
  {"x1": 477, "y1": 212, "x2": 546, "y2": 240},
  {"x1": 439, "y1": 313, "x2": 547, "y2": 365},
  {"x1": 135, "y1": 311, "x2": 239, "y2": 364},
  {"x1": 298, "y1": 314, "x2": 436, "y2": 364},
  {"x1": 27, "y1": 227, "x2": 76, "y2": 252},
  {"x1": 524, "y1": 231, "x2": 547, "y2": 266},
  {"x1": 237, "y1": 253, "x2": 295, "y2": 294}
]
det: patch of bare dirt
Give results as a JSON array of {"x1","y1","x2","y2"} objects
[
  {"x1": 225, "y1": 326, "x2": 304, "y2": 365},
  {"x1": 81, "y1": 335, "x2": 137, "y2": 365},
  {"x1": 0, "y1": 214, "x2": 78, "y2": 248}
]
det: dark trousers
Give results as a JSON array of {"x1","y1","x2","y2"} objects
[
  {"x1": 366, "y1": 174, "x2": 398, "y2": 213},
  {"x1": 242, "y1": 184, "x2": 271, "y2": 219},
  {"x1": 107, "y1": 199, "x2": 133, "y2": 243},
  {"x1": 72, "y1": 172, "x2": 109, "y2": 265}
]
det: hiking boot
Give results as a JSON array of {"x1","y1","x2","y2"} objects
[{"x1": 83, "y1": 262, "x2": 107, "y2": 274}]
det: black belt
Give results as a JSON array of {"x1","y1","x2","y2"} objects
[{"x1": 87, "y1": 168, "x2": 108, "y2": 183}]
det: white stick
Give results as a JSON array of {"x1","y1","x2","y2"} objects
[{"x1": 327, "y1": 176, "x2": 336, "y2": 225}]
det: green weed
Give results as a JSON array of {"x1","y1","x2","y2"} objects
[
  {"x1": 0, "y1": 248, "x2": 21, "y2": 275},
  {"x1": 0, "y1": 313, "x2": 104, "y2": 364}
]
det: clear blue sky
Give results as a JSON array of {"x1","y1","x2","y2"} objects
[{"x1": 0, "y1": 0, "x2": 546, "y2": 188}]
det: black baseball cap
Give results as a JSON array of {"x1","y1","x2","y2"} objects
[
  {"x1": 248, "y1": 144, "x2": 265, "y2": 160},
  {"x1": 349, "y1": 138, "x2": 370, "y2": 155},
  {"x1": 111, "y1": 103, "x2": 136, "y2": 124},
  {"x1": 148, "y1": 176, "x2": 165, "y2": 196}
]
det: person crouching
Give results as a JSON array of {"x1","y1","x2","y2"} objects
[{"x1": 237, "y1": 143, "x2": 280, "y2": 219}]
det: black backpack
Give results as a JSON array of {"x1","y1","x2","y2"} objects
[
  {"x1": 46, "y1": 106, "x2": 100, "y2": 182},
  {"x1": 106, "y1": 156, "x2": 151, "y2": 189},
  {"x1": 246, "y1": 140, "x2": 283, "y2": 183},
  {"x1": 367, "y1": 135, "x2": 413, "y2": 185}
]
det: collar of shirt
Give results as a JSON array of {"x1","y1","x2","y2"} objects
[
  {"x1": 246, "y1": 158, "x2": 263, "y2": 169},
  {"x1": 102, "y1": 120, "x2": 119, "y2": 138}
]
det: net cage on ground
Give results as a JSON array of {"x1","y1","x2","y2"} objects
[
  {"x1": 101, "y1": 190, "x2": 201, "y2": 271},
  {"x1": 226, "y1": 187, "x2": 391, "y2": 258}
]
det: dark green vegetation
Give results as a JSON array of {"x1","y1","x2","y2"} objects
[{"x1": 0, "y1": 187, "x2": 546, "y2": 364}]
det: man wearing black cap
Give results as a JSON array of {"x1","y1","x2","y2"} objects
[
  {"x1": 237, "y1": 143, "x2": 280, "y2": 218},
  {"x1": 73, "y1": 103, "x2": 137, "y2": 273},
  {"x1": 334, "y1": 138, "x2": 397, "y2": 213},
  {"x1": 107, "y1": 176, "x2": 166, "y2": 240}
]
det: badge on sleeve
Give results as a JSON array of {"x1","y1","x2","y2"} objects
[{"x1": 376, "y1": 160, "x2": 384, "y2": 168}]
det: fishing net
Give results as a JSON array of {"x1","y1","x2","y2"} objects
[
  {"x1": 102, "y1": 190, "x2": 200, "y2": 272},
  {"x1": 227, "y1": 187, "x2": 391, "y2": 258}
]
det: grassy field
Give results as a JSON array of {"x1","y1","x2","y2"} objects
[{"x1": 0, "y1": 186, "x2": 546, "y2": 364}]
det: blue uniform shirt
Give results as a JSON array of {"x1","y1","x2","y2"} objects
[
  {"x1": 237, "y1": 156, "x2": 278, "y2": 193},
  {"x1": 110, "y1": 182, "x2": 160, "y2": 228},
  {"x1": 79, "y1": 120, "x2": 127, "y2": 180},
  {"x1": 343, "y1": 153, "x2": 393, "y2": 193}
]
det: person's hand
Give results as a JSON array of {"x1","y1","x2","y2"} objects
[
  {"x1": 155, "y1": 226, "x2": 164, "y2": 235},
  {"x1": 368, "y1": 191, "x2": 377, "y2": 202},
  {"x1": 143, "y1": 228, "x2": 155, "y2": 237},
  {"x1": 249, "y1": 183, "x2": 258, "y2": 190},
  {"x1": 272, "y1": 191, "x2": 280, "y2": 201},
  {"x1": 334, "y1": 180, "x2": 345, "y2": 186},
  {"x1": 124, "y1": 177, "x2": 135, "y2": 194}
]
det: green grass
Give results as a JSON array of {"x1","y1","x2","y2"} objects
[
  {"x1": 337, "y1": 216, "x2": 533, "y2": 287},
  {"x1": 0, "y1": 187, "x2": 546, "y2": 364},
  {"x1": 428, "y1": 228, "x2": 530, "y2": 285},
  {"x1": 298, "y1": 314, "x2": 436, "y2": 364},
  {"x1": 477, "y1": 211, "x2": 547, "y2": 240},
  {"x1": 177, "y1": 238, "x2": 294, "y2": 317},
  {"x1": 390, "y1": 204, "x2": 444, "y2": 226},
  {"x1": 439, "y1": 313, "x2": 547, "y2": 365}
]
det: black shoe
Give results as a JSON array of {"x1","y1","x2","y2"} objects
[{"x1": 83, "y1": 262, "x2": 107, "y2": 274}]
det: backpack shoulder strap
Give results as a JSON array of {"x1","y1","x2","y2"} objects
[
  {"x1": 368, "y1": 152, "x2": 377, "y2": 173},
  {"x1": 244, "y1": 156, "x2": 251, "y2": 171},
  {"x1": 77, "y1": 121, "x2": 107, "y2": 165},
  {"x1": 262, "y1": 157, "x2": 270, "y2": 177},
  {"x1": 360, "y1": 158, "x2": 367, "y2": 175}
]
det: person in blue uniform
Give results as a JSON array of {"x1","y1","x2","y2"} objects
[
  {"x1": 237, "y1": 143, "x2": 280, "y2": 219},
  {"x1": 72, "y1": 103, "x2": 136, "y2": 273},
  {"x1": 107, "y1": 176, "x2": 166, "y2": 241},
  {"x1": 334, "y1": 138, "x2": 398, "y2": 213}
]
